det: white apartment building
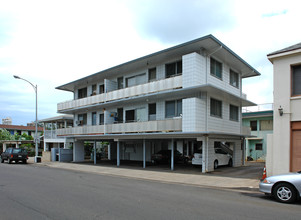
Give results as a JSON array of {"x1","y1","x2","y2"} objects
[
  {"x1": 56, "y1": 35, "x2": 260, "y2": 172},
  {"x1": 267, "y1": 42, "x2": 301, "y2": 176}
]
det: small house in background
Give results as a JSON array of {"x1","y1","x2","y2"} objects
[
  {"x1": 0, "y1": 124, "x2": 43, "y2": 152},
  {"x1": 242, "y1": 105, "x2": 273, "y2": 162},
  {"x1": 39, "y1": 115, "x2": 74, "y2": 162}
]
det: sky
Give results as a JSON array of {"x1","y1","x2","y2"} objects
[{"x1": 0, "y1": 0, "x2": 300, "y2": 125}]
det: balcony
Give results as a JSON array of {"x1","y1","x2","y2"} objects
[
  {"x1": 56, "y1": 118, "x2": 182, "y2": 136},
  {"x1": 44, "y1": 130, "x2": 65, "y2": 140},
  {"x1": 58, "y1": 76, "x2": 182, "y2": 112}
]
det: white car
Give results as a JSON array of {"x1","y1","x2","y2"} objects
[
  {"x1": 192, "y1": 148, "x2": 233, "y2": 169},
  {"x1": 259, "y1": 171, "x2": 301, "y2": 203}
]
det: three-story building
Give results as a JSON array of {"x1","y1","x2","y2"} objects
[{"x1": 56, "y1": 35, "x2": 260, "y2": 172}]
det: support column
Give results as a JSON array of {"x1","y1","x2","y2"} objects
[
  {"x1": 43, "y1": 140, "x2": 47, "y2": 151},
  {"x1": 108, "y1": 143, "x2": 111, "y2": 160},
  {"x1": 202, "y1": 136, "x2": 209, "y2": 173},
  {"x1": 186, "y1": 141, "x2": 189, "y2": 156},
  {"x1": 117, "y1": 141, "x2": 120, "y2": 166},
  {"x1": 171, "y1": 139, "x2": 174, "y2": 171},
  {"x1": 3, "y1": 143, "x2": 7, "y2": 152},
  {"x1": 143, "y1": 139, "x2": 146, "y2": 168},
  {"x1": 94, "y1": 141, "x2": 97, "y2": 165},
  {"x1": 243, "y1": 138, "x2": 246, "y2": 166}
]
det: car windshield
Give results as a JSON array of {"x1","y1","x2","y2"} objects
[
  {"x1": 12, "y1": 149, "x2": 26, "y2": 153},
  {"x1": 298, "y1": 171, "x2": 301, "y2": 174}
]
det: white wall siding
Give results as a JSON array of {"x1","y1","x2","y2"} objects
[
  {"x1": 105, "y1": 79, "x2": 117, "y2": 92},
  {"x1": 182, "y1": 52, "x2": 205, "y2": 88},
  {"x1": 207, "y1": 96, "x2": 241, "y2": 134},
  {"x1": 207, "y1": 56, "x2": 241, "y2": 97},
  {"x1": 157, "y1": 64, "x2": 165, "y2": 80},
  {"x1": 182, "y1": 97, "x2": 206, "y2": 132},
  {"x1": 156, "y1": 101, "x2": 165, "y2": 120}
]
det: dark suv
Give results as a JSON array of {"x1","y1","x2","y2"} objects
[{"x1": 1, "y1": 148, "x2": 28, "y2": 164}]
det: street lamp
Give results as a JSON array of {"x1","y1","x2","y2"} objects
[{"x1": 13, "y1": 75, "x2": 39, "y2": 162}]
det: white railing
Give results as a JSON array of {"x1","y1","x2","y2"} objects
[
  {"x1": 44, "y1": 130, "x2": 65, "y2": 139},
  {"x1": 57, "y1": 76, "x2": 182, "y2": 112},
  {"x1": 242, "y1": 103, "x2": 274, "y2": 113},
  {"x1": 56, "y1": 118, "x2": 182, "y2": 136}
]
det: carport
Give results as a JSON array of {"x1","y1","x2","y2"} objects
[{"x1": 68, "y1": 131, "x2": 245, "y2": 173}]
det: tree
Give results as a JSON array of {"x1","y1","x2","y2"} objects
[{"x1": 0, "y1": 129, "x2": 13, "y2": 140}]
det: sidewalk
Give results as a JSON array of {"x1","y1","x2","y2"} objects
[{"x1": 30, "y1": 158, "x2": 261, "y2": 192}]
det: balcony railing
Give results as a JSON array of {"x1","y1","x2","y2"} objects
[
  {"x1": 44, "y1": 130, "x2": 65, "y2": 139},
  {"x1": 56, "y1": 118, "x2": 182, "y2": 136},
  {"x1": 58, "y1": 76, "x2": 182, "y2": 112}
]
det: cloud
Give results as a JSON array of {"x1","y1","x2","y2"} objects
[{"x1": 129, "y1": 0, "x2": 236, "y2": 44}]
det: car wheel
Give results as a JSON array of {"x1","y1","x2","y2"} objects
[
  {"x1": 23, "y1": 160, "x2": 27, "y2": 164},
  {"x1": 7, "y1": 158, "x2": 11, "y2": 164},
  {"x1": 228, "y1": 159, "x2": 233, "y2": 167},
  {"x1": 273, "y1": 183, "x2": 297, "y2": 203},
  {"x1": 0, "y1": 157, "x2": 4, "y2": 163},
  {"x1": 214, "y1": 160, "x2": 218, "y2": 169}
]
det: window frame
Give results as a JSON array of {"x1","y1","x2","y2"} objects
[
  {"x1": 250, "y1": 120, "x2": 257, "y2": 131},
  {"x1": 210, "y1": 57, "x2": 223, "y2": 80},
  {"x1": 92, "y1": 112, "x2": 97, "y2": 126},
  {"x1": 165, "y1": 60, "x2": 182, "y2": 78},
  {"x1": 78, "y1": 113, "x2": 87, "y2": 126},
  {"x1": 78, "y1": 87, "x2": 87, "y2": 99},
  {"x1": 210, "y1": 98, "x2": 222, "y2": 118},
  {"x1": 229, "y1": 104, "x2": 239, "y2": 121},
  {"x1": 291, "y1": 64, "x2": 301, "y2": 96},
  {"x1": 165, "y1": 99, "x2": 182, "y2": 118},
  {"x1": 148, "y1": 68, "x2": 157, "y2": 82},
  {"x1": 230, "y1": 69, "x2": 239, "y2": 88},
  {"x1": 255, "y1": 143, "x2": 263, "y2": 151}
]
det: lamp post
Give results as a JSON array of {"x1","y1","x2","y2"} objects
[{"x1": 13, "y1": 75, "x2": 39, "y2": 162}]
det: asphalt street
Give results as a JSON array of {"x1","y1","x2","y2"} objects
[{"x1": 0, "y1": 163, "x2": 301, "y2": 220}]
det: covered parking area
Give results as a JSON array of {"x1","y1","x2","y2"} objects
[{"x1": 69, "y1": 132, "x2": 245, "y2": 173}]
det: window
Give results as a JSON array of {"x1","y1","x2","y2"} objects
[
  {"x1": 92, "y1": 112, "x2": 97, "y2": 125},
  {"x1": 210, "y1": 98, "x2": 222, "y2": 118},
  {"x1": 125, "y1": 110, "x2": 135, "y2": 122},
  {"x1": 250, "y1": 120, "x2": 257, "y2": 131},
  {"x1": 292, "y1": 65, "x2": 301, "y2": 96},
  {"x1": 255, "y1": 143, "x2": 263, "y2": 151},
  {"x1": 78, "y1": 87, "x2": 87, "y2": 99},
  {"x1": 117, "y1": 77, "x2": 124, "y2": 89},
  {"x1": 99, "y1": 114, "x2": 104, "y2": 125},
  {"x1": 78, "y1": 114, "x2": 87, "y2": 126},
  {"x1": 166, "y1": 60, "x2": 182, "y2": 78},
  {"x1": 148, "y1": 103, "x2": 156, "y2": 121},
  {"x1": 149, "y1": 68, "x2": 156, "y2": 82},
  {"x1": 230, "y1": 70, "x2": 239, "y2": 88},
  {"x1": 126, "y1": 73, "x2": 146, "y2": 87},
  {"x1": 229, "y1": 104, "x2": 239, "y2": 121},
  {"x1": 210, "y1": 57, "x2": 222, "y2": 79},
  {"x1": 92, "y1": 84, "x2": 97, "y2": 95},
  {"x1": 165, "y1": 99, "x2": 182, "y2": 118},
  {"x1": 117, "y1": 108, "x2": 123, "y2": 123},
  {"x1": 99, "y1": 84, "x2": 104, "y2": 94},
  {"x1": 260, "y1": 120, "x2": 273, "y2": 131}
]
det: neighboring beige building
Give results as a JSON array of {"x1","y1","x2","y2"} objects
[{"x1": 267, "y1": 42, "x2": 301, "y2": 176}]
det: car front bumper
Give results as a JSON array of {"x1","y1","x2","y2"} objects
[{"x1": 259, "y1": 181, "x2": 274, "y2": 194}]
